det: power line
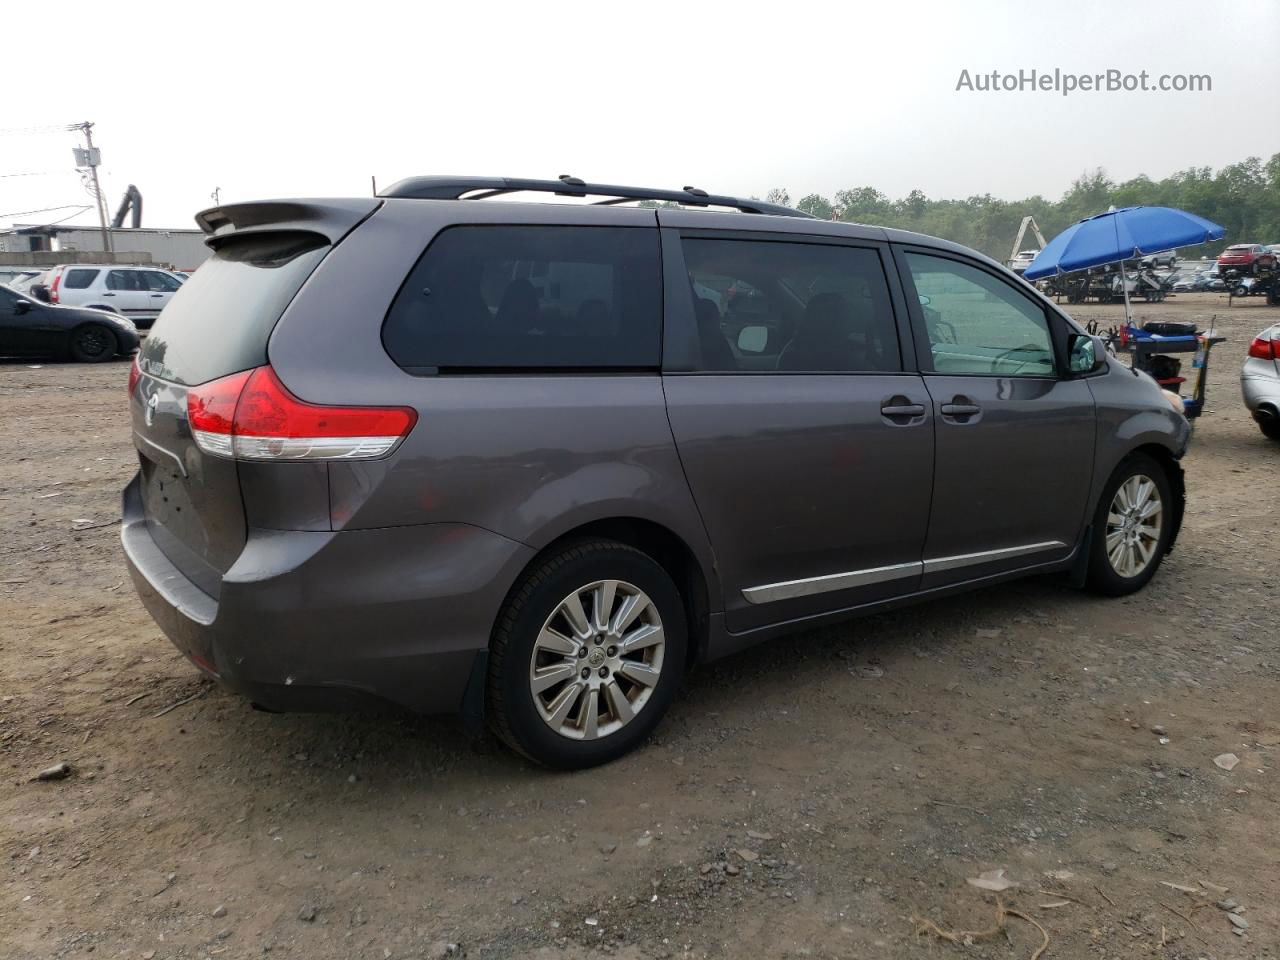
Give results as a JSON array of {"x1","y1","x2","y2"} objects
[
  {"x1": 9, "y1": 206, "x2": 95, "y2": 230},
  {"x1": 0, "y1": 171, "x2": 63, "y2": 179},
  {"x1": 0, "y1": 123, "x2": 75, "y2": 137},
  {"x1": 0, "y1": 203, "x2": 95, "y2": 219}
]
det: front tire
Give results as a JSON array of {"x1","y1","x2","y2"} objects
[
  {"x1": 69, "y1": 323, "x2": 118, "y2": 363},
  {"x1": 487, "y1": 540, "x2": 687, "y2": 769},
  {"x1": 1259, "y1": 417, "x2": 1280, "y2": 441},
  {"x1": 1085, "y1": 454, "x2": 1174, "y2": 596}
]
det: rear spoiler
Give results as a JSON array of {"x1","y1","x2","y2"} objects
[{"x1": 194, "y1": 198, "x2": 381, "y2": 248}]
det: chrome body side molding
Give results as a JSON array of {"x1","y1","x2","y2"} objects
[
  {"x1": 742, "y1": 541, "x2": 1068, "y2": 604},
  {"x1": 743, "y1": 561, "x2": 922, "y2": 604},
  {"x1": 922, "y1": 540, "x2": 1067, "y2": 575}
]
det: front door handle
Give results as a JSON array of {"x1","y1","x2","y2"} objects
[
  {"x1": 940, "y1": 397, "x2": 982, "y2": 423},
  {"x1": 102, "y1": 292, "x2": 116, "y2": 297},
  {"x1": 151, "y1": 293, "x2": 164, "y2": 298}
]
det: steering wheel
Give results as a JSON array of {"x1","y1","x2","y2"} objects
[{"x1": 992, "y1": 343, "x2": 1046, "y2": 375}]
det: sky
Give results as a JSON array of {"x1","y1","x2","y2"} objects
[{"x1": 2, "y1": 0, "x2": 1277, "y2": 232}]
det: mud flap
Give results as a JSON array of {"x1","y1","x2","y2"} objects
[
  {"x1": 1069, "y1": 525, "x2": 1093, "y2": 587},
  {"x1": 459, "y1": 650, "x2": 488, "y2": 737}
]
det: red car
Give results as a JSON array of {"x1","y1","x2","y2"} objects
[{"x1": 1217, "y1": 244, "x2": 1277, "y2": 275}]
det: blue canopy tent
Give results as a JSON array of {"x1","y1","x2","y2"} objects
[{"x1": 1024, "y1": 206, "x2": 1225, "y2": 324}]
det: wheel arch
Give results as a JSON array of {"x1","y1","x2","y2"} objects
[
  {"x1": 1253, "y1": 398, "x2": 1280, "y2": 419},
  {"x1": 500, "y1": 516, "x2": 714, "y2": 670},
  {"x1": 1103, "y1": 442, "x2": 1186, "y2": 552}
]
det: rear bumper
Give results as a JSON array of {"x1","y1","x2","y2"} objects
[
  {"x1": 1242, "y1": 374, "x2": 1280, "y2": 417},
  {"x1": 121, "y1": 474, "x2": 534, "y2": 714}
]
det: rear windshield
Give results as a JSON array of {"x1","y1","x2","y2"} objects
[
  {"x1": 138, "y1": 233, "x2": 327, "y2": 386},
  {"x1": 382, "y1": 225, "x2": 662, "y2": 372}
]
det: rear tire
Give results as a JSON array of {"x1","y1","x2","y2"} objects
[
  {"x1": 1259, "y1": 417, "x2": 1280, "y2": 441},
  {"x1": 1085, "y1": 453, "x2": 1174, "y2": 596},
  {"x1": 69, "y1": 323, "x2": 117, "y2": 363},
  {"x1": 487, "y1": 540, "x2": 687, "y2": 769}
]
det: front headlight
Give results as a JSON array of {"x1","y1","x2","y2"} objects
[{"x1": 1162, "y1": 390, "x2": 1186, "y2": 415}]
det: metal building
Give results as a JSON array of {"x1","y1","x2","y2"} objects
[{"x1": 0, "y1": 224, "x2": 211, "y2": 271}]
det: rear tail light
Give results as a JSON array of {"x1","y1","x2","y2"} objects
[
  {"x1": 49, "y1": 271, "x2": 61, "y2": 304},
  {"x1": 187, "y1": 365, "x2": 416, "y2": 461},
  {"x1": 127, "y1": 356, "x2": 141, "y2": 396},
  {"x1": 1248, "y1": 335, "x2": 1276, "y2": 361}
]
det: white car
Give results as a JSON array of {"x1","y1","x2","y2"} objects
[
  {"x1": 39, "y1": 264, "x2": 185, "y2": 328},
  {"x1": 1009, "y1": 249, "x2": 1039, "y2": 273},
  {"x1": 1243, "y1": 323, "x2": 1280, "y2": 440}
]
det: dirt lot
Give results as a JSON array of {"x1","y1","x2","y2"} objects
[{"x1": 2, "y1": 292, "x2": 1278, "y2": 960}]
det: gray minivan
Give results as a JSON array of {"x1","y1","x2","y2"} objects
[{"x1": 122, "y1": 176, "x2": 1189, "y2": 768}]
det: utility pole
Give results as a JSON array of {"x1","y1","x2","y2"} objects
[
  {"x1": 71, "y1": 121, "x2": 113, "y2": 253},
  {"x1": 211, "y1": 186, "x2": 221, "y2": 207}
]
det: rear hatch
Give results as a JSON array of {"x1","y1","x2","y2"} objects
[{"x1": 129, "y1": 200, "x2": 378, "y2": 598}]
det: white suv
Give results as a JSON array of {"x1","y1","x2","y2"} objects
[{"x1": 40, "y1": 264, "x2": 185, "y2": 328}]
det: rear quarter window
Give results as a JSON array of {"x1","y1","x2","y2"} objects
[
  {"x1": 382, "y1": 225, "x2": 662, "y2": 372},
  {"x1": 64, "y1": 268, "x2": 99, "y2": 289},
  {"x1": 138, "y1": 233, "x2": 328, "y2": 386}
]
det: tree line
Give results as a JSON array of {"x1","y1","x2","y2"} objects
[{"x1": 754, "y1": 153, "x2": 1280, "y2": 261}]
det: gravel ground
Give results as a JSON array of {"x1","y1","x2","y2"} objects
[{"x1": 2, "y1": 291, "x2": 1278, "y2": 960}]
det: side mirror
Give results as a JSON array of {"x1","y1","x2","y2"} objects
[
  {"x1": 1068, "y1": 333, "x2": 1102, "y2": 374},
  {"x1": 14, "y1": 299, "x2": 33, "y2": 315},
  {"x1": 737, "y1": 325, "x2": 768, "y2": 354},
  {"x1": 917, "y1": 294, "x2": 932, "y2": 307}
]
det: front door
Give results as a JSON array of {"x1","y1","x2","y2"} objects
[
  {"x1": 897, "y1": 248, "x2": 1096, "y2": 589},
  {"x1": 0, "y1": 287, "x2": 60, "y2": 355},
  {"x1": 660, "y1": 227, "x2": 934, "y2": 633},
  {"x1": 140, "y1": 270, "x2": 182, "y2": 318}
]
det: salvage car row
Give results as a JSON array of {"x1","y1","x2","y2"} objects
[{"x1": 0, "y1": 263, "x2": 186, "y2": 362}]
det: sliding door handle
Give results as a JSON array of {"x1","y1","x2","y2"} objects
[
  {"x1": 881, "y1": 402, "x2": 926, "y2": 417},
  {"x1": 880, "y1": 395, "x2": 927, "y2": 425},
  {"x1": 940, "y1": 402, "x2": 981, "y2": 416}
]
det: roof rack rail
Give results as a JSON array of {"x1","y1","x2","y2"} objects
[{"x1": 377, "y1": 175, "x2": 814, "y2": 219}]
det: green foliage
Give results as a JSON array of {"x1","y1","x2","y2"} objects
[
  {"x1": 774, "y1": 154, "x2": 1280, "y2": 260},
  {"x1": 796, "y1": 193, "x2": 835, "y2": 219}
]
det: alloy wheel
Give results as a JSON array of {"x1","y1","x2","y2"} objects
[
  {"x1": 528, "y1": 579, "x2": 665, "y2": 741},
  {"x1": 1105, "y1": 474, "x2": 1164, "y2": 578}
]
